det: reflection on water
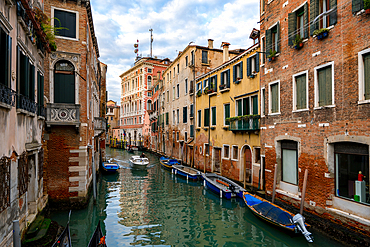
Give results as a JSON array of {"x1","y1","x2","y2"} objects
[{"x1": 51, "y1": 147, "x2": 343, "y2": 246}]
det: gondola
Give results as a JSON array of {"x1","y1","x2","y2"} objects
[
  {"x1": 159, "y1": 156, "x2": 179, "y2": 170},
  {"x1": 243, "y1": 192, "x2": 313, "y2": 242},
  {"x1": 201, "y1": 173, "x2": 246, "y2": 199},
  {"x1": 88, "y1": 221, "x2": 107, "y2": 247},
  {"x1": 52, "y1": 223, "x2": 72, "y2": 247},
  {"x1": 101, "y1": 160, "x2": 119, "y2": 173},
  {"x1": 172, "y1": 164, "x2": 201, "y2": 180}
]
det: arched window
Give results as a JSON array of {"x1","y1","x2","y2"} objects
[
  {"x1": 147, "y1": 100, "x2": 152, "y2": 110},
  {"x1": 54, "y1": 60, "x2": 75, "y2": 103},
  {"x1": 148, "y1": 76, "x2": 152, "y2": 88}
]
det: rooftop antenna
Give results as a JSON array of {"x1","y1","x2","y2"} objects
[{"x1": 149, "y1": 28, "x2": 153, "y2": 58}]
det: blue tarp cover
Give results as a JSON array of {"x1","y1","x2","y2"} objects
[
  {"x1": 244, "y1": 194, "x2": 263, "y2": 206},
  {"x1": 252, "y1": 202, "x2": 293, "y2": 225}
]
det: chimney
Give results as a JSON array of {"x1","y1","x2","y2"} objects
[
  {"x1": 208, "y1": 39, "x2": 214, "y2": 49},
  {"x1": 222, "y1": 42, "x2": 230, "y2": 63}
]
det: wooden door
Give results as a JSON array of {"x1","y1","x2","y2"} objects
[{"x1": 244, "y1": 148, "x2": 252, "y2": 184}]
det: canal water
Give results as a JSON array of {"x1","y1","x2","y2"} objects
[{"x1": 51, "y1": 147, "x2": 343, "y2": 246}]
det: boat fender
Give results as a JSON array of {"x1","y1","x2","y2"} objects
[{"x1": 292, "y1": 214, "x2": 314, "y2": 243}]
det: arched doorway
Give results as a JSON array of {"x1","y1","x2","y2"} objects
[
  {"x1": 54, "y1": 60, "x2": 75, "y2": 103},
  {"x1": 243, "y1": 146, "x2": 252, "y2": 187}
]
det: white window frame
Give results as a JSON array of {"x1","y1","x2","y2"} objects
[
  {"x1": 231, "y1": 145, "x2": 239, "y2": 161},
  {"x1": 51, "y1": 7, "x2": 79, "y2": 41},
  {"x1": 292, "y1": 70, "x2": 309, "y2": 112},
  {"x1": 261, "y1": 87, "x2": 265, "y2": 117},
  {"x1": 314, "y1": 61, "x2": 335, "y2": 109},
  {"x1": 222, "y1": 144, "x2": 230, "y2": 159},
  {"x1": 268, "y1": 80, "x2": 281, "y2": 115},
  {"x1": 358, "y1": 48, "x2": 370, "y2": 104},
  {"x1": 260, "y1": 36, "x2": 265, "y2": 66}
]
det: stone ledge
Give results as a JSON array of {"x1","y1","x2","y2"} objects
[{"x1": 326, "y1": 207, "x2": 370, "y2": 226}]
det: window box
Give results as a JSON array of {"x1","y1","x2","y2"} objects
[
  {"x1": 267, "y1": 50, "x2": 277, "y2": 62},
  {"x1": 210, "y1": 126, "x2": 216, "y2": 130},
  {"x1": 196, "y1": 90, "x2": 202, "y2": 97},
  {"x1": 313, "y1": 28, "x2": 329, "y2": 40},
  {"x1": 293, "y1": 35, "x2": 304, "y2": 50},
  {"x1": 249, "y1": 72, "x2": 257, "y2": 79},
  {"x1": 234, "y1": 78, "x2": 241, "y2": 84},
  {"x1": 219, "y1": 84, "x2": 226, "y2": 90}
]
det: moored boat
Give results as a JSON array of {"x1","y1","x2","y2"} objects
[
  {"x1": 88, "y1": 221, "x2": 107, "y2": 247},
  {"x1": 129, "y1": 156, "x2": 150, "y2": 167},
  {"x1": 202, "y1": 173, "x2": 246, "y2": 199},
  {"x1": 159, "y1": 156, "x2": 179, "y2": 170},
  {"x1": 172, "y1": 165, "x2": 201, "y2": 180},
  {"x1": 243, "y1": 192, "x2": 313, "y2": 242},
  {"x1": 52, "y1": 223, "x2": 72, "y2": 247},
  {"x1": 101, "y1": 160, "x2": 119, "y2": 173}
]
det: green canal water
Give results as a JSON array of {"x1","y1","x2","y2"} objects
[{"x1": 51, "y1": 147, "x2": 343, "y2": 246}]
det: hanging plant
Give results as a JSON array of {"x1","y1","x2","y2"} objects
[
  {"x1": 267, "y1": 50, "x2": 277, "y2": 62},
  {"x1": 313, "y1": 28, "x2": 329, "y2": 40},
  {"x1": 293, "y1": 35, "x2": 304, "y2": 49}
]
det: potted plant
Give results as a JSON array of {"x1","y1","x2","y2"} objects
[
  {"x1": 313, "y1": 28, "x2": 329, "y2": 40},
  {"x1": 267, "y1": 50, "x2": 277, "y2": 62},
  {"x1": 365, "y1": 0, "x2": 370, "y2": 14},
  {"x1": 219, "y1": 84, "x2": 226, "y2": 90},
  {"x1": 197, "y1": 90, "x2": 202, "y2": 97},
  {"x1": 293, "y1": 35, "x2": 304, "y2": 49}
]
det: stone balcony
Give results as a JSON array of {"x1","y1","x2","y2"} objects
[
  {"x1": 94, "y1": 117, "x2": 106, "y2": 136},
  {"x1": 46, "y1": 103, "x2": 80, "y2": 129}
]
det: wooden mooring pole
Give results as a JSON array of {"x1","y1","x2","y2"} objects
[
  {"x1": 272, "y1": 164, "x2": 277, "y2": 203},
  {"x1": 300, "y1": 169, "x2": 309, "y2": 215}
]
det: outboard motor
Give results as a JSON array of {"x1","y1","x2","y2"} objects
[{"x1": 292, "y1": 214, "x2": 314, "y2": 243}]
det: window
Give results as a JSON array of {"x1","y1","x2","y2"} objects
[
  {"x1": 173, "y1": 110, "x2": 175, "y2": 124},
  {"x1": 177, "y1": 109, "x2": 179, "y2": 124},
  {"x1": 220, "y1": 70, "x2": 230, "y2": 89},
  {"x1": 204, "y1": 108, "x2": 210, "y2": 127},
  {"x1": 37, "y1": 72, "x2": 44, "y2": 115},
  {"x1": 209, "y1": 75, "x2": 217, "y2": 92},
  {"x1": 172, "y1": 86, "x2": 175, "y2": 100},
  {"x1": 191, "y1": 51, "x2": 194, "y2": 65},
  {"x1": 183, "y1": 106, "x2": 188, "y2": 123},
  {"x1": 266, "y1": 23, "x2": 280, "y2": 58},
  {"x1": 232, "y1": 146, "x2": 238, "y2": 160},
  {"x1": 211, "y1": 107, "x2": 216, "y2": 126},
  {"x1": 261, "y1": 36, "x2": 266, "y2": 65},
  {"x1": 314, "y1": 62, "x2": 334, "y2": 107},
  {"x1": 247, "y1": 54, "x2": 260, "y2": 77},
  {"x1": 310, "y1": 0, "x2": 337, "y2": 34},
  {"x1": 205, "y1": 143, "x2": 210, "y2": 156},
  {"x1": 269, "y1": 81, "x2": 280, "y2": 114},
  {"x1": 202, "y1": 50, "x2": 208, "y2": 64},
  {"x1": 197, "y1": 81, "x2": 202, "y2": 92},
  {"x1": 352, "y1": 0, "x2": 365, "y2": 13},
  {"x1": 185, "y1": 56, "x2": 188, "y2": 67},
  {"x1": 335, "y1": 142, "x2": 369, "y2": 204},
  {"x1": 261, "y1": 88, "x2": 266, "y2": 116},
  {"x1": 166, "y1": 112, "x2": 169, "y2": 125},
  {"x1": 203, "y1": 79, "x2": 208, "y2": 91},
  {"x1": 148, "y1": 68, "x2": 152, "y2": 73},
  {"x1": 173, "y1": 68, "x2": 175, "y2": 77},
  {"x1": 54, "y1": 9, "x2": 77, "y2": 39},
  {"x1": 198, "y1": 110, "x2": 202, "y2": 127},
  {"x1": 185, "y1": 79, "x2": 188, "y2": 94},
  {"x1": 261, "y1": 0, "x2": 265, "y2": 13},
  {"x1": 0, "y1": 26, "x2": 11, "y2": 90},
  {"x1": 177, "y1": 64, "x2": 179, "y2": 74},
  {"x1": 359, "y1": 49, "x2": 370, "y2": 102},
  {"x1": 177, "y1": 131, "x2": 179, "y2": 141},
  {"x1": 148, "y1": 92, "x2": 152, "y2": 97},
  {"x1": 223, "y1": 145, "x2": 230, "y2": 159},
  {"x1": 293, "y1": 72, "x2": 308, "y2": 111},
  {"x1": 224, "y1": 104, "x2": 230, "y2": 126},
  {"x1": 281, "y1": 141, "x2": 298, "y2": 185},
  {"x1": 147, "y1": 76, "x2": 152, "y2": 88},
  {"x1": 176, "y1": 84, "x2": 179, "y2": 98},
  {"x1": 288, "y1": 4, "x2": 308, "y2": 46},
  {"x1": 233, "y1": 62, "x2": 243, "y2": 82},
  {"x1": 53, "y1": 60, "x2": 75, "y2": 104}
]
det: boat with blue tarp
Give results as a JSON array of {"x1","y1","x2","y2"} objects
[
  {"x1": 171, "y1": 165, "x2": 201, "y2": 180},
  {"x1": 243, "y1": 191, "x2": 314, "y2": 242},
  {"x1": 159, "y1": 156, "x2": 180, "y2": 170},
  {"x1": 201, "y1": 173, "x2": 246, "y2": 199},
  {"x1": 101, "y1": 160, "x2": 119, "y2": 173}
]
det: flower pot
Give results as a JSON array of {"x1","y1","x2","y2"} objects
[
  {"x1": 366, "y1": 8, "x2": 370, "y2": 14},
  {"x1": 317, "y1": 34, "x2": 323, "y2": 40},
  {"x1": 299, "y1": 42, "x2": 304, "y2": 47},
  {"x1": 322, "y1": 31, "x2": 328, "y2": 38}
]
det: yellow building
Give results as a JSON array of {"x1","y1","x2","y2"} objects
[{"x1": 195, "y1": 30, "x2": 261, "y2": 189}]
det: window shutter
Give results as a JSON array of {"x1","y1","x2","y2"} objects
[
  {"x1": 252, "y1": 96, "x2": 258, "y2": 114},
  {"x1": 325, "y1": 67, "x2": 332, "y2": 105},
  {"x1": 221, "y1": 72, "x2": 224, "y2": 85},
  {"x1": 364, "y1": 54, "x2": 370, "y2": 100},
  {"x1": 212, "y1": 107, "x2": 216, "y2": 125},
  {"x1": 255, "y1": 53, "x2": 260, "y2": 73},
  {"x1": 296, "y1": 75, "x2": 306, "y2": 109},
  {"x1": 352, "y1": 0, "x2": 364, "y2": 13},
  {"x1": 277, "y1": 22, "x2": 281, "y2": 53},
  {"x1": 225, "y1": 104, "x2": 230, "y2": 125},
  {"x1": 240, "y1": 61, "x2": 243, "y2": 79},
  {"x1": 271, "y1": 84, "x2": 278, "y2": 113},
  {"x1": 237, "y1": 100, "x2": 242, "y2": 116},
  {"x1": 303, "y1": 3, "x2": 309, "y2": 38},
  {"x1": 247, "y1": 58, "x2": 251, "y2": 77},
  {"x1": 215, "y1": 75, "x2": 218, "y2": 90},
  {"x1": 233, "y1": 65, "x2": 236, "y2": 82},
  {"x1": 29, "y1": 64, "x2": 35, "y2": 101},
  {"x1": 288, "y1": 12, "x2": 296, "y2": 46},
  {"x1": 318, "y1": 68, "x2": 326, "y2": 106},
  {"x1": 329, "y1": 0, "x2": 337, "y2": 26},
  {"x1": 266, "y1": 28, "x2": 272, "y2": 59},
  {"x1": 227, "y1": 69, "x2": 230, "y2": 87},
  {"x1": 310, "y1": 0, "x2": 319, "y2": 36}
]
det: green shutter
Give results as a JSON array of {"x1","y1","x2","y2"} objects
[
  {"x1": 255, "y1": 53, "x2": 260, "y2": 73},
  {"x1": 296, "y1": 74, "x2": 306, "y2": 109},
  {"x1": 329, "y1": 0, "x2": 337, "y2": 26},
  {"x1": 288, "y1": 12, "x2": 296, "y2": 46},
  {"x1": 318, "y1": 67, "x2": 332, "y2": 106},
  {"x1": 364, "y1": 54, "x2": 370, "y2": 100},
  {"x1": 215, "y1": 75, "x2": 218, "y2": 90},
  {"x1": 29, "y1": 64, "x2": 35, "y2": 101},
  {"x1": 221, "y1": 72, "x2": 224, "y2": 85},
  {"x1": 247, "y1": 57, "x2": 251, "y2": 77},
  {"x1": 212, "y1": 107, "x2": 216, "y2": 125},
  {"x1": 233, "y1": 65, "x2": 236, "y2": 82},
  {"x1": 237, "y1": 100, "x2": 242, "y2": 116},
  {"x1": 240, "y1": 61, "x2": 243, "y2": 79},
  {"x1": 198, "y1": 110, "x2": 202, "y2": 127},
  {"x1": 277, "y1": 22, "x2": 281, "y2": 53},
  {"x1": 310, "y1": 0, "x2": 319, "y2": 36},
  {"x1": 225, "y1": 104, "x2": 230, "y2": 125},
  {"x1": 352, "y1": 0, "x2": 364, "y2": 13},
  {"x1": 318, "y1": 68, "x2": 325, "y2": 106},
  {"x1": 252, "y1": 95, "x2": 258, "y2": 114},
  {"x1": 271, "y1": 83, "x2": 278, "y2": 113},
  {"x1": 303, "y1": 3, "x2": 309, "y2": 38},
  {"x1": 325, "y1": 66, "x2": 332, "y2": 105},
  {"x1": 204, "y1": 108, "x2": 209, "y2": 126},
  {"x1": 227, "y1": 69, "x2": 230, "y2": 87},
  {"x1": 266, "y1": 28, "x2": 272, "y2": 59}
]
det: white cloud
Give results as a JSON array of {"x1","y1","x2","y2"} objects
[{"x1": 91, "y1": 0, "x2": 260, "y2": 104}]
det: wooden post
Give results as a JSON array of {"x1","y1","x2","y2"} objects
[
  {"x1": 300, "y1": 169, "x2": 309, "y2": 215},
  {"x1": 272, "y1": 164, "x2": 277, "y2": 203}
]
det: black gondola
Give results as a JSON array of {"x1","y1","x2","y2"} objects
[
  {"x1": 52, "y1": 223, "x2": 72, "y2": 247},
  {"x1": 88, "y1": 221, "x2": 107, "y2": 247}
]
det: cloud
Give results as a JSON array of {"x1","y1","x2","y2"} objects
[{"x1": 91, "y1": 0, "x2": 260, "y2": 104}]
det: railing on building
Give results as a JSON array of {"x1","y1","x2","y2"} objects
[
  {"x1": 229, "y1": 115, "x2": 260, "y2": 132},
  {"x1": 17, "y1": 94, "x2": 37, "y2": 114},
  {"x1": 46, "y1": 103, "x2": 80, "y2": 128},
  {"x1": 0, "y1": 83, "x2": 16, "y2": 107}
]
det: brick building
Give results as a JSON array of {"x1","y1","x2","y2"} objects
[
  {"x1": 259, "y1": 0, "x2": 370, "y2": 241},
  {"x1": 0, "y1": 0, "x2": 51, "y2": 245},
  {"x1": 43, "y1": 0, "x2": 106, "y2": 208}
]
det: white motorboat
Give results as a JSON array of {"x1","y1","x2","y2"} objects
[{"x1": 129, "y1": 156, "x2": 149, "y2": 166}]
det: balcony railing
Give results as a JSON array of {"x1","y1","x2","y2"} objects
[
  {"x1": 46, "y1": 103, "x2": 80, "y2": 128},
  {"x1": 94, "y1": 117, "x2": 106, "y2": 132},
  {"x1": 0, "y1": 83, "x2": 16, "y2": 107},
  {"x1": 229, "y1": 115, "x2": 260, "y2": 132},
  {"x1": 17, "y1": 94, "x2": 37, "y2": 114}
]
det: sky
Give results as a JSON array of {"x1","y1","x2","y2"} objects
[{"x1": 90, "y1": 0, "x2": 260, "y2": 104}]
